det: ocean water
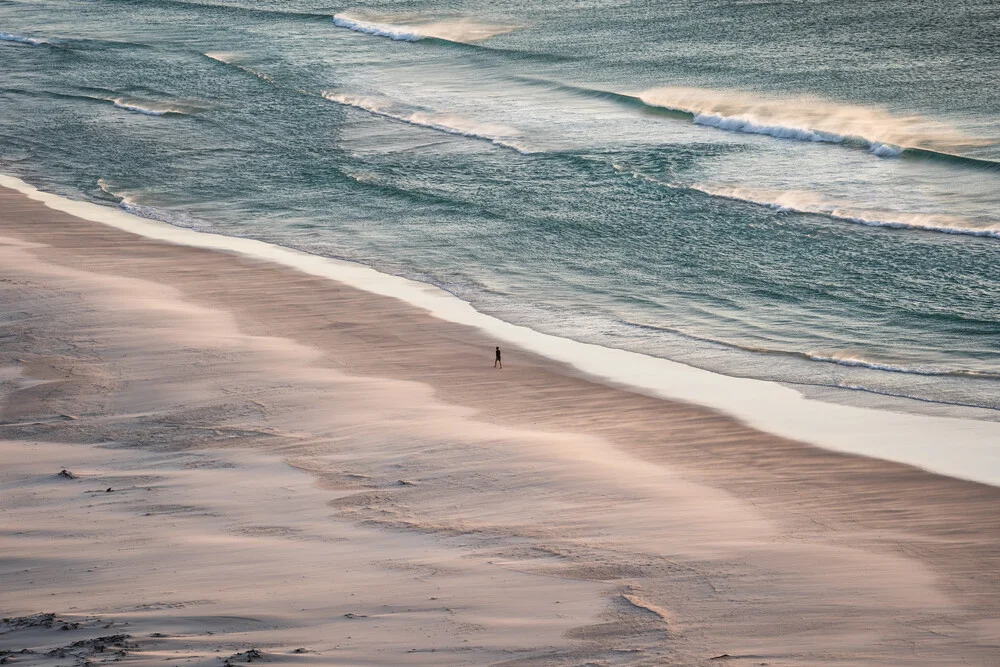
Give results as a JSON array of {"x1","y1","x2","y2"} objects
[{"x1": 2, "y1": 0, "x2": 999, "y2": 416}]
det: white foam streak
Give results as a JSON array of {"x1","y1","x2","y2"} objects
[
  {"x1": 4, "y1": 172, "x2": 1000, "y2": 488},
  {"x1": 322, "y1": 92, "x2": 531, "y2": 153},
  {"x1": 110, "y1": 98, "x2": 185, "y2": 116},
  {"x1": 332, "y1": 13, "x2": 518, "y2": 43},
  {"x1": 637, "y1": 87, "x2": 986, "y2": 153},
  {"x1": 808, "y1": 352, "x2": 948, "y2": 377}
]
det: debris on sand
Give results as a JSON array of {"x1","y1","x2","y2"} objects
[
  {"x1": 343, "y1": 613, "x2": 367, "y2": 619},
  {"x1": 57, "y1": 469, "x2": 76, "y2": 479},
  {"x1": 222, "y1": 647, "x2": 264, "y2": 665},
  {"x1": 1, "y1": 613, "x2": 56, "y2": 629}
]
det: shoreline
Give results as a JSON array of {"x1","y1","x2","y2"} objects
[
  {"x1": 3, "y1": 173, "x2": 1000, "y2": 487},
  {"x1": 3, "y1": 182, "x2": 1000, "y2": 663}
]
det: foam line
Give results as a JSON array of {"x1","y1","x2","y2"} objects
[{"x1": 3, "y1": 172, "x2": 1000, "y2": 487}]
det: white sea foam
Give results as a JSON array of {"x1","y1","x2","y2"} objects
[
  {"x1": 0, "y1": 31, "x2": 48, "y2": 46},
  {"x1": 322, "y1": 91, "x2": 532, "y2": 153},
  {"x1": 5, "y1": 172, "x2": 1000, "y2": 488},
  {"x1": 333, "y1": 15, "x2": 423, "y2": 41},
  {"x1": 637, "y1": 87, "x2": 988, "y2": 153},
  {"x1": 332, "y1": 13, "x2": 518, "y2": 43},
  {"x1": 688, "y1": 183, "x2": 1000, "y2": 240},
  {"x1": 693, "y1": 112, "x2": 844, "y2": 143}
]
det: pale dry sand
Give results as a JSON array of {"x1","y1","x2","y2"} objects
[{"x1": 2, "y1": 186, "x2": 1000, "y2": 665}]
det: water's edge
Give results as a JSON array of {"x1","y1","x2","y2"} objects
[{"x1": 4, "y1": 172, "x2": 999, "y2": 487}]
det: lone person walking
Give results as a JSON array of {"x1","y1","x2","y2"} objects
[{"x1": 494, "y1": 346, "x2": 502, "y2": 369}]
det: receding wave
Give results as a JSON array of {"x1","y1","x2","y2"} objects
[
  {"x1": 688, "y1": 183, "x2": 1000, "y2": 240},
  {"x1": 97, "y1": 178, "x2": 197, "y2": 226},
  {"x1": 321, "y1": 91, "x2": 532, "y2": 153},
  {"x1": 0, "y1": 31, "x2": 50, "y2": 46},
  {"x1": 332, "y1": 13, "x2": 519, "y2": 44}
]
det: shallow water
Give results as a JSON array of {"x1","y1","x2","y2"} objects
[{"x1": 1, "y1": 0, "x2": 998, "y2": 414}]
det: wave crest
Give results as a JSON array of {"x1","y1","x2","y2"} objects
[
  {"x1": 332, "y1": 13, "x2": 518, "y2": 44},
  {"x1": 204, "y1": 52, "x2": 276, "y2": 84},
  {"x1": 322, "y1": 91, "x2": 531, "y2": 153}
]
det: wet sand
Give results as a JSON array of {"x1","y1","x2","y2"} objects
[{"x1": 2, "y1": 185, "x2": 1000, "y2": 665}]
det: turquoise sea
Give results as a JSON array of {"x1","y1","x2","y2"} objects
[{"x1": 2, "y1": 0, "x2": 999, "y2": 415}]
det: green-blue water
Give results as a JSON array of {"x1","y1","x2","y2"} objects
[{"x1": 2, "y1": 0, "x2": 999, "y2": 413}]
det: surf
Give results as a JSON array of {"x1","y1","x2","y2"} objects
[{"x1": 515, "y1": 77, "x2": 996, "y2": 161}]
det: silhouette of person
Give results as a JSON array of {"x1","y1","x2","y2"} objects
[{"x1": 494, "y1": 346, "x2": 502, "y2": 369}]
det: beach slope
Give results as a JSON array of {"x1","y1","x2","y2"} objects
[{"x1": 2, "y1": 186, "x2": 1000, "y2": 665}]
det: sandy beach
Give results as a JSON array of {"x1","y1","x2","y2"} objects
[{"x1": 2, "y1": 184, "x2": 1000, "y2": 665}]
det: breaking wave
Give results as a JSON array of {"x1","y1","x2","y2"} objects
[
  {"x1": 635, "y1": 87, "x2": 990, "y2": 155},
  {"x1": 322, "y1": 91, "x2": 532, "y2": 153},
  {"x1": 524, "y1": 78, "x2": 997, "y2": 162},
  {"x1": 332, "y1": 13, "x2": 519, "y2": 44}
]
